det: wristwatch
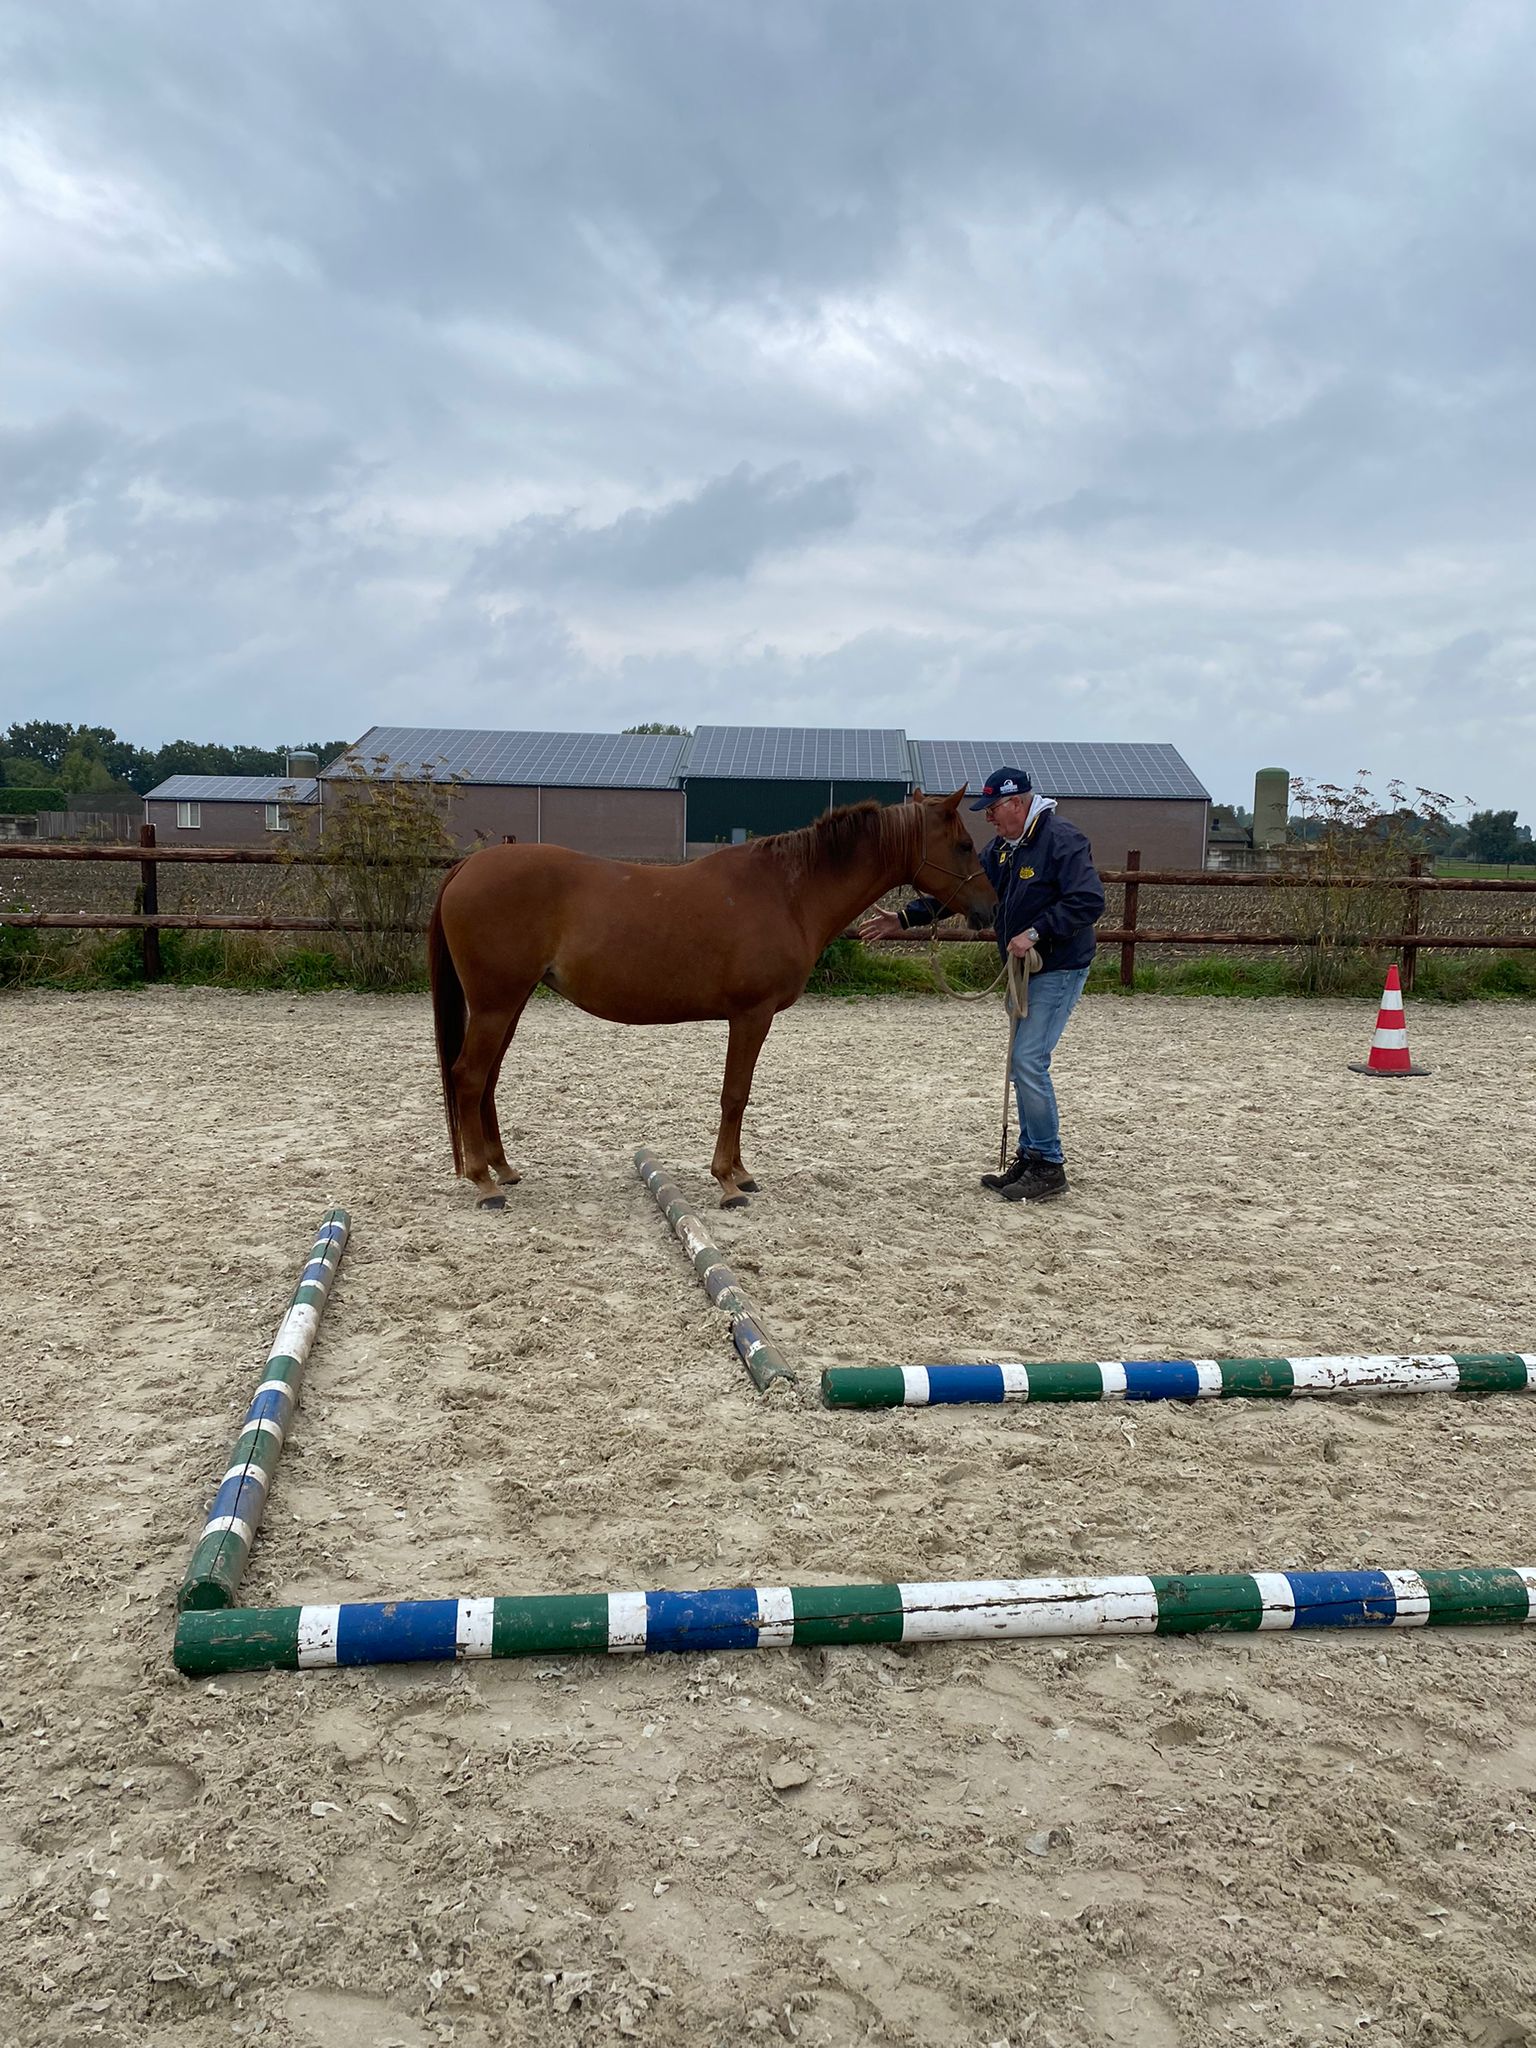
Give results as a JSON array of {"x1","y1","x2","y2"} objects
[{"x1": 1022, "y1": 926, "x2": 1040, "y2": 946}]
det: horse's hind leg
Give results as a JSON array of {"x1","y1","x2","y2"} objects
[
  {"x1": 454, "y1": 1001, "x2": 528, "y2": 1210},
  {"x1": 481, "y1": 998, "x2": 532, "y2": 1187}
]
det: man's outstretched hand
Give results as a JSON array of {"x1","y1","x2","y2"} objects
[{"x1": 857, "y1": 910, "x2": 903, "y2": 943}]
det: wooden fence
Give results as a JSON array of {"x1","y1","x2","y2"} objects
[{"x1": 3, "y1": 829, "x2": 1535, "y2": 990}]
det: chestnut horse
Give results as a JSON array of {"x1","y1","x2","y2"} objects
[{"x1": 428, "y1": 789, "x2": 994, "y2": 1209}]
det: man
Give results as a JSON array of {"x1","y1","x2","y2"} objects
[{"x1": 860, "y1": 766, "x2": 1104, "y2": 1201}]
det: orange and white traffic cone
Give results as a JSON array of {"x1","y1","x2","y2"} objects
[{"x1": 1349, "y1": 963, "x2": 1431, "y2": 1077}]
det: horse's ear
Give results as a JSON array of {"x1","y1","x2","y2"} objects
[
  {"x1": 911, "y1": 784, "x2": 925, "y2": 799},
  {"x1": 940, "y1": 785, "x2": 967, "y2": 815}
]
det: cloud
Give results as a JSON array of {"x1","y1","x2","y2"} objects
[
  {"x1": 0, "y1": 414, "x2": 119, "y2": 527},
  {"x1": 467, "y1": 462, "x2": 861, "y2": 591},
  {"x1": 0, "y1": 3, "x2": 1534, "y2": 811}
]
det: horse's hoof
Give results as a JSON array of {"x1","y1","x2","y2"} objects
[
  {"x1": 735, "y1": 1178, "x2": 759, "y2": 1193},
  {"x1": 496, "y1": 1169, "x2": 521, "y2": 1185},
  {"x1": 476, "y1": 1193, "x2": 507, "y2": 1211},
  {"x1": 720, "y1": 1193, "x2": 749, "y2": 1210}
]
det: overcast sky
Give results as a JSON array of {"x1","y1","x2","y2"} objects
[{"x1": 3, "y1": 2, "x2": 1534, "y2": 809}]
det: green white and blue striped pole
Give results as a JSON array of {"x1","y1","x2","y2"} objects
[
  {"x1": 174, "y1": 1564, "x2": 1536, "y2": 1676},
  {"x1": 821, "y1": 1353, "x2": 1536, "y2": 1410},
  {"x1": 634, "y1": 1148, "x2": 795, "y2": 1391},
  {"x1": 177, "y1": 1209, "x2": 350, "y2": 1611}
]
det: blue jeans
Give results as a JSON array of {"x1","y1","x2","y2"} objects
[{"x1": 1008, "y1": 965, "x2": 1090, "y2": 1165}]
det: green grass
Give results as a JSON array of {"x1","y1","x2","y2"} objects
[{"x1": 1435, "y1": 859, "x2": 1536, "y2": 879}]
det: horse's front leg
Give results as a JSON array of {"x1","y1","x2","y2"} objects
[{"x1": 713, "y1": 1005, "x2": 775, "y2": 1208}]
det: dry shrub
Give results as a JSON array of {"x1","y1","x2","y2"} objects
[
  {"x1": 1288, "y1": 773, "x2": 1459, "y2": 993},
  {"x1": 299, "y1": 755, "x2": 460, "y2": 989}
]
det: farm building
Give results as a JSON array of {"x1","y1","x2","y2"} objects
[
  {"x1": 329, "y1": 723, "x2": 1209, "y2": 866},
  {"x1": 325, "y1": 726, "x2": 689, "y2": 859},
  {"x1": 911, "y1": 739, "x2": 1211, "y2": 869},
  {"x1": 142, "y1": 772, "x2": 320, "y2": 846},
  {"x1": 145, "y1": 724, "x2": 1209, "y2": 867},
  {"x1": 679, "y1": 726, "x2": 912, "y2": 852}
]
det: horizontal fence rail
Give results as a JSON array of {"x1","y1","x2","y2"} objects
[
  {"x1": 4, "y1": 833, "x2": 1533, "y2": 987},
  {"x1": 4, "y1": 842, "x2": 1536, "y2": 888}
]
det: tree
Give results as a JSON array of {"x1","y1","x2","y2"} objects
[
  {"x1": 57, "y1": 735, "x2": 120, "y2": 793},
  {"x1": 4, "y1": 721, "x2": 76, "y2": 775},
  {"x1": 1465, "y1": 809, "x2": 1524, "y2": 864},
  {"x1": 623, "y1": 722, "x2": 691, "y2": 736}
]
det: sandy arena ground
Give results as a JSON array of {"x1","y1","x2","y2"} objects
[{"x1": 4, "y1": 987, "x2": 1536, "y2": 2048}]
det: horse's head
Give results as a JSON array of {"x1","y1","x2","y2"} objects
[{"x1": 910, "y1": 788, "x2": 996, "y2": 929}]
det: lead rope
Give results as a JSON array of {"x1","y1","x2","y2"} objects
[{"x1": 925, "y1": 930, "x2": 1039, "y2": 1169}]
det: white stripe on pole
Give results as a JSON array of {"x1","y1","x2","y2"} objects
[
  {"x1": 1383, "y1": 1569, "x2": 1431, "y2": 1626},
  {"x1": 898, "y1": 1575, "x2": 1160, "y2": 1641},
  {"x1": 1252, "y1": 1572, "x2": 1296, "y2": 1629},
  {"x1": 999, "y1": 1363, "x2": 1031, "y2": 1399},
  {"x1": 756, "y1": 1587, "x2": 795, "y2": 1646},
  {"x1": 1194, "y1": 1360, "x2": 1225, "y2": 1398},
  {"x1": 457, "y1": 1598, "x2": 495, "y2": 1656},
  {"x1": 1098, "y1": 1362, "x2": 1128, "y2": 1399},
  {"x1": 901, "y1": 1366, "x2": 930, "y2": 1405},
  {"x1": 607, "y1": 1590, "x2": 648, "y2": 1654},
  {"x1": 1287, "y1": 1355, "x2": 1459, "y2": 1394},
  {"x1": 297, "y1": 1604, "x2": 341, "y2": 1667}
]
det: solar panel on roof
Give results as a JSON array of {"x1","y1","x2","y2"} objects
[
  {"x1": 146, "y1": 775, "x2": 320, "y2": 802},
  {"x1": 326, "y1": 727, "x2": 687, "y2": 789},
  {"x1": 683, "y1": 726, "x2": 910, "y2": 780},
  {"x1": 910, "y1": 741, "x2": 1208, "y2": 803}
]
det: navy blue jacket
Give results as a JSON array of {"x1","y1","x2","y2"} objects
[{"x1": 900, "y1": 804, "x2": 1105, "y2": 972}]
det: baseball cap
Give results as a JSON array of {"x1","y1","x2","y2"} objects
[{"x1": 968, "y1": 765, "x2": 1033, "y2": 812}]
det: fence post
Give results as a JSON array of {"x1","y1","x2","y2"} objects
[
  {"x1": 138, "y1": 823, "x2": 162, "y2": 982},
  {"x1": 1120, "y1": 849, "x2": 1141, "y2": 989},
  {"x1": 1402, "y1": 855, "x2": 1422, "y2": 994}
]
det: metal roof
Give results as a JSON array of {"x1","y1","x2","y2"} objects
[
  {"x1": 909, "y1": 741, "x2": 1210, "y2": 802},
  {"x1": 682, "y1": 726, "x2": 911, "y2": 781},
  {"x1": 327, "y1": 726, "x2": 688, "y2": 789},
  {"x1": 146, "y1": 775, "x2": 319, "y2": 802}
]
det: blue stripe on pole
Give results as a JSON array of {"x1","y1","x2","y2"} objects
[
  {"x1": 928, "y1": 1365, "x2": 1006, "y2": 1404},
  {"x1": 301, "y1": 1259, "x2": 333, "y2": 1287},
  {"x1": 208, "y1": 1474, "x2": 257, "y2": 1523},
  {"x1": 336, "y1": 1599, "x2": 461, "y2": 1665},
  {"x1": 646, "y1": 1586, "x2": 764, "y2": 1653},
  {"x1": 248, "y1": 1388, "x2": 292, "y2": 1428},
  {"x1": 1286, "y1": 1570, "x2": 1398, "y2": 1628},
  {"x1": 1124, "y1": 1360, "x2": 1202, "y2": 1401}
]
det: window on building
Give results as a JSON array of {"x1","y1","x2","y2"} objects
[
  {"x1": 265, "y1": 802, "x2": 288, "y2": 832},
  {"x1": 176, "y1": 802, "x2": 202, "y2": 829}
]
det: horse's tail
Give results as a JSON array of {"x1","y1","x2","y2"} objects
[{"x1": 427, "y1": 867, "x2": 467, "y2": 1174}]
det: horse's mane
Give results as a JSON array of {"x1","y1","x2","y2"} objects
[{"x1": 750, "y1": 798, "x2": 919, "y2": 886}]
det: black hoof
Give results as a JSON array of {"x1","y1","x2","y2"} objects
[
  {"x1": 735, "y1": 1178, "x2": 759, "y2": 1193},
  {"x1": 476, "y1": 1193, "x2": 507, "y2": 1211},
  {"x1": 721, "y1": 1193, "x2": 749, "y2": 1210}
]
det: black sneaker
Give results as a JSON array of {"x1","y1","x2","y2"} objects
[
  {"x1": 1001, "y1": 1158, "x2": 1068, "y2": 1203},
  {"x1": 981, "y1": 1151, "x2": 1040, "y2": 1192}
]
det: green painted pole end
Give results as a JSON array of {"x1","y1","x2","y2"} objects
[
  {"x1": 175, "y1": 1606, "x2": 303, "y2": 1677},
  {"x1": 821, "y1": 1366, "x2": 907, "y2": 1409}
]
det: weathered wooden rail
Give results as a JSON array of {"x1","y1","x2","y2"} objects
[{"x1": 4, "y1": 833, "x2": 1534, "y2": 988}]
